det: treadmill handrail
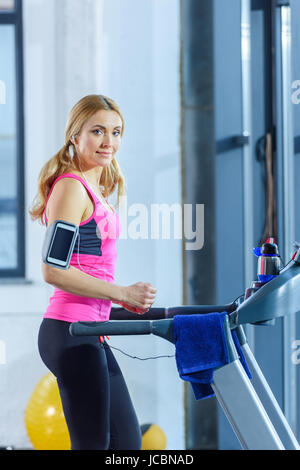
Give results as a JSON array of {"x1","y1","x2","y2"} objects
[
  {"x1": 110, "y1": 302, "x2": 237, "y2": 321},
  {"x1": 69, "y1": 316, "x2": 238, "y2": 360}
]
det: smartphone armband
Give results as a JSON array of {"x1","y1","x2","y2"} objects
[{"x1": 42, "y1": 219, "x2": 79, "y2": 270}]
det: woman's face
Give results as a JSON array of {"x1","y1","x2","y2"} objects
[{"x1": 74, "y1": 109, "x2": 123, "y2": 170}]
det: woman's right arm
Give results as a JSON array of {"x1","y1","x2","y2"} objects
[{"x1": 42, "y1": 178, "x2": 156, "y2": 311}]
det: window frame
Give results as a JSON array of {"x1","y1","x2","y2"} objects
[{"x1": 0, "y1": 0, "x2": 25, "y2": 278}]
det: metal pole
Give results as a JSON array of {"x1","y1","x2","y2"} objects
[
  {"x1": 275, "y1": 0, "x2": 296, "y2": 430},
  {"x1": 241, "y1": 0, "x2": 255, "y2": 351},
  {"x1": 180, "y1": 0, "x2": 217, "y2": 450}
]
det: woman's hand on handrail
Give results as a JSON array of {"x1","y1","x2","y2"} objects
[{"x1": 117, "y1": 282, "x2": 157, "y2": 315}]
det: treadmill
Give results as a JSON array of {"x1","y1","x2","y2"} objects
[{"x1": 69, "y1": 242, "x2": 300, "y2": 450}]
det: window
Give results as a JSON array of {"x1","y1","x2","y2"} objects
[
  {"x1": 0, "y1": 1, "x2": 14, "y2": 10},
  {"x1": 0, "y1": 0, "x2": 24, "y2": 278}
]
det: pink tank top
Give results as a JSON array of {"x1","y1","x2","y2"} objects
[{"x1": 43, "y1": 173, "x2": 121, "y2": 323}]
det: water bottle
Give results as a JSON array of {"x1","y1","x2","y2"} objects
[
  {"x1": 244, "y1": 238, "x2": 281, "y2": 325},
  {"x1": 254, "y1": 240, "x2": 281, "y2": 282}
]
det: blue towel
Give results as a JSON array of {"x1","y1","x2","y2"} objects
[{"x1": 173, "y1": 312, "x2": 251, "y2": 400}]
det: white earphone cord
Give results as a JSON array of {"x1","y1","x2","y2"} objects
[
  {"x1": 72, "y1": 145, "x2": 111, "y2": 274},
  {"x1": 76, "y1": 232, "x2": 106, "y2": 274}
]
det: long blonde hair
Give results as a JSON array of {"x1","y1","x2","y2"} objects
[{"x1": 28, "y1": 94, "x2": 126, "y2": 225}]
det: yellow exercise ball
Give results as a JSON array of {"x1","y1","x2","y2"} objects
[
  {"x1": 25, "y1": 372, "x2": 70, "y2": 450},
  {"x1": 141, "y1": 423, "x2": 167, "y2": 450}
]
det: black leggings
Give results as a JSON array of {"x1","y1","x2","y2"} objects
[{"x1": 38, "y1": 318, "x2": 142, "y2": 450}]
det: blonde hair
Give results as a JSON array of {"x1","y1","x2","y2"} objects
[{"x1": 28, "y1": 94, "x2": 126, "y2": 225}]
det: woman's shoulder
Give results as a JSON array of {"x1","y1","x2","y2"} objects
[
  {"x1": 45, "y1": 173, "x2": 88, "y2": 225},
  {"x1": 47, "y1": 173, "x2": 90, "y2": 208}
]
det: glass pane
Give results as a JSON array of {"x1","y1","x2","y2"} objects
[
  {"x1": 0, "y1": 0, "x2": 14, "y2": 11},
  {"x1": 0, "y1": 24, "x2": 17, "y2": 269}
]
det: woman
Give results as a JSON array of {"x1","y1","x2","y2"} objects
[{"x1": 29, "y1": 94, "x2": 157, "y2": 450}]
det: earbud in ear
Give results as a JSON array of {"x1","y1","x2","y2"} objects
[{"x1": 69, "y1": 137, "x2": 75, "y2": 158}]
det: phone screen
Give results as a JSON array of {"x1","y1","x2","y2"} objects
[{"x1": 49, "y1": 226, "x2": 75, "y2": 262}]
